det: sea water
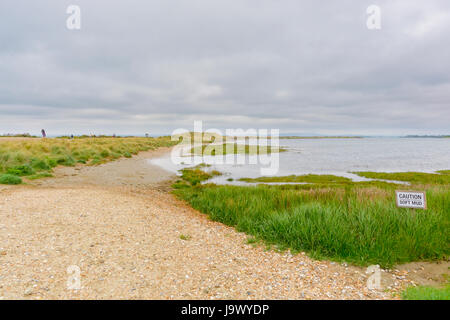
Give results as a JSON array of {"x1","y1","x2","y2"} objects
[{"x1": 149, "y1": 138, "x2": 450, "y2": 185}]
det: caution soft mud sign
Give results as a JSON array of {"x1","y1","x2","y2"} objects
[{"x1": 395, "y1": 191, "x2": 427, "y2": 209}]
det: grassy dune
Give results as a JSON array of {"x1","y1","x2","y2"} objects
[
  {"x1": 0, "y1": 137, "x2": 176, "y2": 184},
  {"x1": 174, "y1": 171, "x2": 450, "y2": 267}
]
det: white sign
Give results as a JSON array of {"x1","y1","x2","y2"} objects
[{"x1": 395, "y1": 191, "x2": 427, "y2": 209}]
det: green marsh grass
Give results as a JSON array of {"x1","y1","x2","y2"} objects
[
  {"x1": 190, "y1": 143, "x2": 287, "y2": 156},
  {"x1": 239, "y1": 174, "x2": 352, "y2": 184},
  {"x1": 174, "y1": 171, "x2": 450, "y2": 267},
  {"x1": 354, "y1": 171, "x2": 450, "y2": 185},
  {"x1": 176, "y1": 165, "x2": 222, "y2": 187},
  {"x1": 179, "y1": 234, "x2": 192, "y2": 241},
  {"x1": 0, "y1": 174, "x2": 22, "y2": 185},
  {"x1": 402, "y1": 284, "x2": 450, "y2": 300}
]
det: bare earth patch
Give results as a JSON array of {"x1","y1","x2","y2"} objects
[{"x1": 0, "y1": 149, "x2": 447, "y2": 300}]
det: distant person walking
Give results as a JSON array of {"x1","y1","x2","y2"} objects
[{"x1": 41, "y1": 129, "x2": 46, "y2": 138}]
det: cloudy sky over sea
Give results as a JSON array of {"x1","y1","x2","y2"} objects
[{"x1": 1, "y1": 1, "x2": 449, "y2": 136}]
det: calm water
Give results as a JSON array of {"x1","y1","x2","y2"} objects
[{"x1": 150, "y1": 138, "x2": 450, "y2": 184}]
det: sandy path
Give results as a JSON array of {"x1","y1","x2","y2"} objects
[
  {"x1": 0, "y1": 149, "x2": 446, "y2": 300},
  {"x1": 31, "y1": 147, "x2": 176, "y2": 191}
]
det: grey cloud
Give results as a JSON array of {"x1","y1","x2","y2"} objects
[{"x1": 0, "y1": 0, "x2": 449, "y2": 136}]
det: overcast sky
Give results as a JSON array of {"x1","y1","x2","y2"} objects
[{"x1": 0, "y1": 1, "x2": 449, "y2": 136}]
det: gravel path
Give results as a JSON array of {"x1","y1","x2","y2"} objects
[{"x1": 0, "y1": 150, "x2": 442, "y2": 300}]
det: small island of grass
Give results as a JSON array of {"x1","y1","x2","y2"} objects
[
  {"x1": 239, "y1": 174, "x2": 352, "y2": 184},
  {"x1": 190, "y1": 143, "x2": 287, "y2": 156}
]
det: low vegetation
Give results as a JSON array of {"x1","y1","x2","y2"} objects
[
  {"x1": 174, "y1": 164, "x2": 222, "y2": 187},
  {"x1": 239, "y1": 174, "x2": 352, "y2": 184},
  {"x1": 173, "y1": 170, "x2": 449, "y2": 268},
  {"x1": 0, "y1": 136, "x2": 176, "y2": 184},
  {"x1": 402, "y1": 284, "x2": 450, "y2": 300},
  {"x1": 0, "y1": 133, "x2": 36, "y2": 138},
  {"x1": 354, "y1": 171, "x2": 450, "y2": 185},
  {"x1": 179, "y1": 234, "x2": 192, "y2": 241},
  {"x1": 0, "y1": 174, "x2": 22, "y2": 185},
  {"x1": 190, "y1": 143, "x2": 287, "y2": 156}
]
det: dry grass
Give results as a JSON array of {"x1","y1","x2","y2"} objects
[{"x1": 0, "y1": 137, "x2": 176, "y2": 183}]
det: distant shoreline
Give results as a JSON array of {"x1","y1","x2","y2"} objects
[
  {"x1": 279, "y1": 136, "x2": 363, "y2": 139},
  {"x1": 1, "y1": 134, "x2": 449, "y2": 139}
]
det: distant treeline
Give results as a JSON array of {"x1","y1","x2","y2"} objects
[
  {"x1": 279, "y1": 136, "x2": 364, "y2": 139},
  {"x1": 56, "y1": 135, "x2": 139, "y2": 139},
  {"x1": 61, "y1": 135, "x2": 172, "y2": 139},
  {"x1": 404, "y1": 135, "x2": 450, "y2": 138}
]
